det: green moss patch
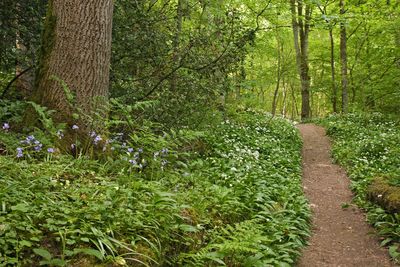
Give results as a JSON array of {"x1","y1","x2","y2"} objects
[{"x1": 368, "y1": 177, "x2": 400, "y2": 214}]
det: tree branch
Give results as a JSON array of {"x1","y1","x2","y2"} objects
[{"x1": 1, "y1": 67, "x2": 33, "y2": 99}]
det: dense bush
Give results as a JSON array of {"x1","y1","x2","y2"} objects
[
  {"x1": 321, "y1": 113, "x2": 400, "y2": 261},
  {"x1": 0, "y1": 108, "x2": 310, "y2": 266}
]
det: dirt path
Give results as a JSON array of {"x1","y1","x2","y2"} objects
[{"x1": 296, "y1": 124, "x2": 396, "y2": 267}]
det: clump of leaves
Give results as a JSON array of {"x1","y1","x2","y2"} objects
[{"x1": 0, "y1": 108, "x2": 310, "y2": 266}]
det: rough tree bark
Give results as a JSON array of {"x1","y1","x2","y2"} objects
[
  {"x1": 340, "y1": 0, "x2": 348, "y2": 113},
  {"x1": 32, "y1": 0, "x2": 114, "y2": 127},
  {"x1": 290, "y1": 0, "x2": 311, "y2": 120}
]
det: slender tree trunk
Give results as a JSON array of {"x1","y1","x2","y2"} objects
[
  {"x1": 272, "y1": 37, "x2": 283, "y2": 116},
  {"x1": 14, "y1": 2, "x2": 34, "y2": 99},
  {"x1": 329, "y1": 29, "x2": 338, "y2": 113},
  {"x1": 170, "y1": 0, "x2": 184, "y2": 92},
  {"x1": 290, "y1": 0, "x2": 311, "y2": 120},
  {"x1": 33, "y1": 0, "x2": 114, "y2": 128},
  {"x1": 281, "y1": 76, "x2": 287, "y2": 117},
  {"x1": 340, "y1": 0, "x2": 348, "y2": 113},
  {"x1": 290, "y1": 82, "x2": 299, "y2": 119}
]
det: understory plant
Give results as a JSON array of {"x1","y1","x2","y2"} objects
[{"x1": 0, "y1": 102, "x2": 310, "y2": 266}]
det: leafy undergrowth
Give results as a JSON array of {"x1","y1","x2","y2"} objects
[
  {"x1": 320, "y1": 113, "x2": 400, "y2": 261},
  {"x1": 0, "y1": 109, "x2": 310, "y2": 266}
]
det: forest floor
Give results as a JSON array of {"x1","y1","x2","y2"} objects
[{"x1": 296, "y1": 124, "x2": 397, "y2": 267}]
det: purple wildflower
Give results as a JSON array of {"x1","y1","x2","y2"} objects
[
  {"x1": 161, "y1": 148, "x2": 169, "y2": 154},
  {"x1": 129, "y1": 159, "x2": 137, "y2": 165},
  {"x1": 90, "y1": 131, "x2": 97, "y2": 138},
  {"x1": 16, "y1": 147, "x2": 23, "y2": 158},
  {"x1": 127, "y1": 147, "x2": 134, "y2": 153},
  {"x1": 72, "y1": 125, "x2": 79, "y2": 130},
  {"x1": 27, "y1": 135, "x2": 35, "y2": 143},
  {"x1": 34, "y1": 143, "x2": 43, "y2": 151},
  {"x1": 138, "y1": 148, "x2": 143, "y2": 153},
  {"x1": 2, "y1": 123, "x2": 10, "y2": 131},
  {"x1": 47, "y1": 148, "x2": 55, "y2": 153},
  {"x1": 93, "y1": 135, "x2": 102, "y2": 145}
]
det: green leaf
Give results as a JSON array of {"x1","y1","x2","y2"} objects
[
  {"x1": 11, "y1": 203, "x2": 29, "y2": 213},
  {"x1": 179, "y1": 224, "x2": 198, "y2": 232},
  {"x1": 19, "y1": 240, "x2": 32, "y2": 247},
  {"x1": 389, "y1": 245, "x2": 399, "y2": 259},
  {"x1": 380, "y1": 238, "x2": 392, "y2": 247},
  {"x1": 73, "y1": 248, "x2": 104, "y2": 260},
  {"x1": 33, "y1": 248, "x2": 52, "y2": 261}
]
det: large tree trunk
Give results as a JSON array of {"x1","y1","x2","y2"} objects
[
  {"x1": 33, "y1": 0, "x2": 114, "y2": 128},
  {"x1": 290, "y1": 0, "x2": 311, "y2": 120},
  {"x1": 340, "y1": 0, "x2": 349, "y2": 113}
]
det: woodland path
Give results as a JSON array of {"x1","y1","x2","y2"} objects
[{"x1": 296, "y1": 124, "x2": 397, "y2": 267}]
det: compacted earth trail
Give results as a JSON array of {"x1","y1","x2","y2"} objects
[{"x1": 296, "y1": 124, "x2": 396, "y2": 267}]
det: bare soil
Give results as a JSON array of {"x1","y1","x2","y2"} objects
[{"x1": 296, "y1": 124, "x2": 397, "y2": 267}]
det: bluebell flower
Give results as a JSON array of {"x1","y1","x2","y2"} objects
[
  {"x1": 16, "y1": 147, "x2": 23, "y2": 158},
  {"x1": 127, "y1": 147, "x2": 134, "y2": 153},
  {"x1": 161, "y1": 148, "x2": 169, "y2": 154},
  {"x1": 72, "y1": 125, "x2": 79, "y2": 130},
  {"x1": 129, "y1": 159, "x2": 137, "y2": 165},
  {"x1": 2, "y1": 123, "x2": 10, "y2": 130},
  {"x1": 34, "y1": 143, "x2": 42, "y2": 151},
  {"x1": 21, "y1": 135, "x2": 35, "y2": 144},
  {"x1": 90, "y1": 131, "x2": 97, "y2": 138},
  {"x1": 93, "y1": 135, "x2": 102, "y2": 145},
  {"x1": 47, "y1": 148, "x2": 55, "y2": 153}
]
